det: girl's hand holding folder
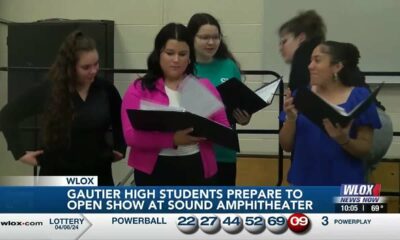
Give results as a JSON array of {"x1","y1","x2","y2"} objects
[
  {"x1": 173, "y1": 128, "x2": 206, "y2": 146},
  {"x1": 233, "y1": 108, "x2": 251, "y2": 125},
  {"x1": 322, "y1": 119, "x2": 353, "y2": 145}
]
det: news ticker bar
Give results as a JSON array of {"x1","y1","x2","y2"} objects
[
  {"x1": 0, "y1": 186, "x2": 337, "y2": 213},
  {"x1": 0, "y1": 214, "x2": 399, "y2": 239},
  {"x1": 0, "y1": 185, "x2": 388, "y2": 213}
]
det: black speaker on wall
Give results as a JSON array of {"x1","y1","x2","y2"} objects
[{"x1": 7, "y1": 19, "x2": 114, "y2": 152}]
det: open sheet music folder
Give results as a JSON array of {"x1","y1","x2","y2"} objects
[
  {"x1": 127, "y1": 109, "x2": 240, "y2": 151},
  {"x1": 294, "y1": 82, "x2": 384, "y2": 128},
  {"x1": 216, "y1": 77, "x2": 282, "y2": 115}
]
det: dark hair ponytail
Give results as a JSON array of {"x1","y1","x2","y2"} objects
[
  {"x1": 320, "y1": 41, "x2": 366, "y2": 87},
  {"x1": 321, "y1": 41, "x2": 386, "y2": 110},
  {"x1": 279, "y1": 10, "x2": 326, "y2": 41}
]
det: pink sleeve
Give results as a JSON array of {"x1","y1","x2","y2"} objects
[
  {"x1": 198, "y1": 78, "x2": 230, "y2": 128},
  {"x1": 121, "y1": 81, "x2": 175, "y2": 150}
]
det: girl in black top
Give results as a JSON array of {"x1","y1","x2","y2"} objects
[
  {"x1": 0, "y1": 31, "x2": 126, "y2": 186},
  {"x1": 278, "y1": 10, "x2": 326, "y2": 91}
]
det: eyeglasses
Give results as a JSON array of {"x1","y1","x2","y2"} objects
[{"x1": 196, "y1": 34, "x2": 222, "y2": 42}]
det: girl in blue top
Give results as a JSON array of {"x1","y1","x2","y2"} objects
[
  {"x1": 187, "y1": 13, "x2": 251, "y2": 185},
  {"x1": 279, "y1": 41, "x2": 381, "y2": 186}
]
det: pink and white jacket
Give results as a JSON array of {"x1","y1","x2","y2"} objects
[{"x1": 121, "y1": 77, "x2": 229, "y2": 178}]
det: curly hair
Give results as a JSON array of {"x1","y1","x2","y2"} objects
[{"x1": 43, "y1": 31, "x2": 96, "y2": 149}]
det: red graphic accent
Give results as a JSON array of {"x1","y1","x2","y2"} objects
[
  {"x1": 287, "y1": 213, "x2": 310, "y2": 233},
  {"x1": 373, "y1": 184, "x2": 381, "y2": 196}
]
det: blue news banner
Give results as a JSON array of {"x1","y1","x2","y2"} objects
[
  {"x1": 0, "y1": 186, "x2": 398, "y2": 239},
  {"x1": 0, "y1": 186, "x2": 335, "y2": 213}
]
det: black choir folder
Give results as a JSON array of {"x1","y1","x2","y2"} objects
[
  {"x1": 216, "y1": 77, "x2": 282, "y2": 115},
  {"x1": 127, "y1": 109, "x2": 240, "y2": 151},
  {"x1": 294, "y1": 82, "x2": 384, "y2": 128}
]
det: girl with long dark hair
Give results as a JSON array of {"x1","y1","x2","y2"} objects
[{"x1": 0, "y1": 31, "x2": 126, "y2": 185}]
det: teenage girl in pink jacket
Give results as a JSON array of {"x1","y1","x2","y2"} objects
[{"x1": 121, "y1": 23, "x2": 230, "y2": 185}]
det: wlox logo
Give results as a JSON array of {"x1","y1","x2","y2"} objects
[
  {"x1": 65, "y1": 176, "x2": 97, "y2": 186},
  {"x1": 0, "y1": 221, "x2": 43, "y2": 227},
  {"x1": 340, "y1": 184, "x2": 381, "y2": 196}
]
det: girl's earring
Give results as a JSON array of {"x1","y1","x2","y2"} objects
[{"x1": 334, "y1": 73, "x2": 338, "y2": 81}]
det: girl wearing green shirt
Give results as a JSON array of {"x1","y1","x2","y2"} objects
[{"x1": 188, "y1": 13, "x2": 252, "y2": 185}]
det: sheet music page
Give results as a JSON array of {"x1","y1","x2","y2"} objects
[
  {"x1": 255, "y1": 79, "x2": 280, "y2": 103},
  {"x1": 328, "y1": 102, "x2": 347, "y2": 116},
  {"x1": 315, "y1": 93, "x2": 348, "y2": 116},
  {"x1": 140, "y1": 100, "x2": 185, "y2": 112},
  {"x1": 179, "y1": 75, "x2": 224, "y2": 117}
]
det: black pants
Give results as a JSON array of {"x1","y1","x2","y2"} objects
[
  {"x1": 134, "y1": 153, "x2": 215, "y2": 186},
  {"x1": 214, "y1": 162, "x2": 237, "y2": 186},
  {"x1": 39, "y1": 159, "x2": 114, "y2": 186}
]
